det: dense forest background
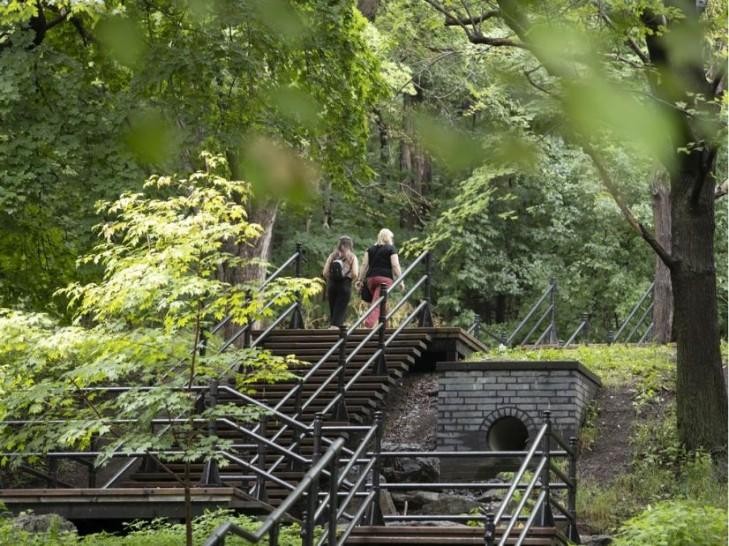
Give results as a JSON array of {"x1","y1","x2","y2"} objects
[{"x1": 3, "y1": 0, "x2": 724, "y2": 342}]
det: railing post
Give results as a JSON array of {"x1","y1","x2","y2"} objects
[
  {"x1": 303, "y1": 413, "x2": 323, "y2": 546},
  {"x1": 269, "y1": 522, "x2": 279, "y2": 546},
  {"x1": 336, "y1": 326, "x2": 349, "y2": 421},
  {"x1": 567, "y1": 436, "x2": 581, "y2": 544},
  {"x1": 254, "y1": 413, "x2": 269, "y2": 502},
  {"x1": 200, "y1": 379, "x2": 222, "y2": 486},
  {"x1": 581, "y1": 312, "x2": 591, "y2": 344},
  {"x1": 244, "y1": 324, "x2": 252, "y2": 349},
  {"x1": 376, "y1": 284, "x2": 388, "y2": 375},
  {"x1": 549, "y1": 279, "x2": 558, "y2": 344},
  {"x1": 419, "y1": 252, "x2": 434, "y2": 327},
  {"x1": 290, "y1": 380, "x2": 305, "y2": 471},
  {"x1": 328, "y1": 445, "x2": 340, "y2": 546},
  {"x1": 47, "y1": 456, "x2": 58, "y2": 488},
  {"x1": 483, "y1": 510, "x2": 495, "y2": 546},
  {"x1": 369, "y1": 411, "x2": 384, "y2": 525},
  {"x1": 289, "y1": 243, "x2": 305, "y2": 329},
  {"x1": 538, "y1": 410, "x2": 554, "y2": 527}
]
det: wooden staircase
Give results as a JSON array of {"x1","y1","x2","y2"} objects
[{"x1": 117, "y1": 327, "x2": 433, "y2": 507}]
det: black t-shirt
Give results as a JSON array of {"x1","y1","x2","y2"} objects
[{"x1": 366, "y1": 244, "x2": 397, "y2": 279}]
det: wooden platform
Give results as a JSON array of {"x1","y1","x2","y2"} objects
[{"x1": 0, "y1": 487, "x2": 274, "y2": 521}]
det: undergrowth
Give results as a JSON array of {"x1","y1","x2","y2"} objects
[{"x1": 0, "y1": 509, "x2": 307, "y2": 546}]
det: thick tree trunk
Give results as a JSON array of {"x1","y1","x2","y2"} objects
[
  {"x1": 651, "y1": 173, "x2": 673, "y2": 343},
  {"x1": 670, "y1": 161, "x2": 727, "y2": 455},
  {"x1": 220, "y1": 201, "x2": 279, "y2": 285}
]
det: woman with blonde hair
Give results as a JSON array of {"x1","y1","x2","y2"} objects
[
  {"x1": 323, "y1": 236, "x2": 359, "y2": 328},
  {"x1": 357, "y1": 228, "x2": 402, "y2": 328}
]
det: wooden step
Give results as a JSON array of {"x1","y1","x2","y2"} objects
[{"x1": 345, "y1": 526, "x2": 558, "y2": 545}]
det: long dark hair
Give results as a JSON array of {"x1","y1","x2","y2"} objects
[{"x1": 334, "y1": 236, "x2": 354, "y2": 262}]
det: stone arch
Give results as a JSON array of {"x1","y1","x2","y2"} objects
[{"x1": 480, "y1": 406, "x2": 537, "y2": 451}]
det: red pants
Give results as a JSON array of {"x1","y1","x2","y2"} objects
[{"x1": 364, "y1": 276, "x2": 393, "y2": 328}]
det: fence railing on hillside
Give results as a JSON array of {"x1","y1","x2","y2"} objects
[
  {"x1": 468, "y1": 279, "x2": 658, "y2": 348},
  {"x1": 611, "y1": 282, "x2": 655, "y2": 344}
]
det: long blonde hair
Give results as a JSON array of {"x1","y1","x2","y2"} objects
[{"x1": 376, "y1": 228, "x2": 394, "y2": 246}]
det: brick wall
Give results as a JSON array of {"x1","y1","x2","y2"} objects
[{"x1": 436, "y1": 361, "x2": 601, "y2": 452}]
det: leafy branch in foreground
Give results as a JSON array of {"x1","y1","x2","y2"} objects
[{"x1": 0, "y1": 152, "x2": 321, "y2": 505}]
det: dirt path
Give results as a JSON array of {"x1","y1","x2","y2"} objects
[
  {"x1": 577, "y1": 385, "x2": 635, "y2": 481},
  {"x1": 382, "y1": 372, "x2": 439, "y2": 449}
]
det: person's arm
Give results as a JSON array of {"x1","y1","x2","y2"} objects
[
  {"x1": 323, "y1": 253, "x2": 333, "y2": 279},
  {"x1": 357, "y1": 252, "x2": 368, "y2": 286},
  {"x1": 391, "y1": 253, "x2": 404, "y2": 290},
  {"x1": 350, "y1": 255, "x2": 360, "y2": 281}
]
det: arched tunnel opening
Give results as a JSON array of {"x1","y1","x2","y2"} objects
[{"x1": 486, "y1": 416, "x2": 529, "y2": 451}]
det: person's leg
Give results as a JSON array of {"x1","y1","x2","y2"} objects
[
  {"x1": 332, "y1": 279, "x2": 351, "y2": 327},
  {"x1": 363, "y1": 277, "x2": 380, "y2": 328},
  {"x1": 364, "y1": 276, "x2": 392, "y2": 328},
  {"x1": 327, "y1": 281, "x2": 338, "y2": 326}
]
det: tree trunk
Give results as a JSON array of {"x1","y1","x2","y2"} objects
[
  {"x1": 670, "y1": 160, "x2": 727, "y2": 455},
  {"x1": 651, "y1": 173, "x2": 673, "y2": 343},
  {"x1": 399, "y1": 93, "x2": 431, "y2": 229},
  {"x1": 357, "y1": 0, "x2": 379, "y2": 21}
]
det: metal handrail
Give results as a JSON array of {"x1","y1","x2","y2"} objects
[
  {"x1": 506, "y1": 281, "x2": 554, "y2": 346},
  {"x1": 499, "y1": 456, "x2": 547, "y2": 545},
  {"x1": 614, "y1": 281, "x2": 654, "y2": 342},
  {"x1": 486, "y1": 412, "x2": 579, "y2": 546},
  {"x1": 87, "y1": 250, "x2": 305, "y2": 487},
  {"x1": 385, "y1": 275, "x2": 426, "y2": 320},
  {"x1": 516, "y1": 489, "x2": 547, "y2": 545},
  {"x1": 521, "y1": 305, "x2": 553, "y2": 346},
  {"x1": 494, "y1": 424, "x2": 547, "y2": 524},
  {"x1": 203, "y1": 437, "x2": 345, "y2": 546},
  {"x1": 389, "y1": 251, "x2": 428, "y2": 291},
  {"x1": 210, "y1": 249, "x2": 302, "y2": 336},
  {"x1": 562, "y1": 313, "x2": 590, "y2": 348}
]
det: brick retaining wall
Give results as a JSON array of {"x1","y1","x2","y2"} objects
[{"x1": 436, "y1": 360, "x2": 601, "y2": 452}]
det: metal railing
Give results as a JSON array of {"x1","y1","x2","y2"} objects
[
  {"x1": 484, "y1": 410, "x2": 580, "y2": 546},
  {"x1": 505, "y1": 280, "x2": 558, "y2": 347},
  {"x1": 240, "y1": 251, "x2": 433, "y2": 497},
  {"x1": 204, "y1": 414, "x2": 385, "y2": 546},
  {"x1": 101, "y1": 247, "x2": 308, "y2": 487},
  {"x1": 612, "y1": 282, "x2": 654, "y2": 344},
  {"x1": 562, "y1": 313, "x2": 591, "y2": 349}
]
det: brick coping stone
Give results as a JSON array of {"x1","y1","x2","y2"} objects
[{"x1": 436, "y1": 360, "x2": 602, "y2": 387}]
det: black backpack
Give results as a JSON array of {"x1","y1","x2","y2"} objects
[{"x1": 330, "y1": 255, "x2": 345, "y2": 281}]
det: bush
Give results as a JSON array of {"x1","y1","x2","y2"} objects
[
  {"x1": 613, "y1": 500, "x2": 727, "y2": 546},
  {"x1": 0, "y1": 510, "x2": 306, "y2": 546}
]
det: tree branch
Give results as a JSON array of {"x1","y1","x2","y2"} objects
[
  {"x1": 70, "y1": 16, "x2": 96, "y2": 46},
  {"x1": 468, "y1": 33, "x2": 527, "y2": 48},
  {"x1": 597, "y1": 8, "x2": 649, "y2": 64},
  {"x1": 523, "y1": 68, "x2": 555, "y2": 96},
  {"x1": 444, "y1": 9, "x2": 499, "y2": 26},
  {"x1": 583, "y1": 143, "x2": 677, "y2": 270}
]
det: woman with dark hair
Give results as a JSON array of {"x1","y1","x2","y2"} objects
[{"x1": 323, "y1": 236, "x2": 359, "y2": 328}]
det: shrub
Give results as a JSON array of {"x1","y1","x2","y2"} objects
[
  {"x1": 613, "y1": 500, "x2": 727, "y2": 546},
  {"x1": 0, "y1": 510, "x2": 306, "y2": 546}
]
